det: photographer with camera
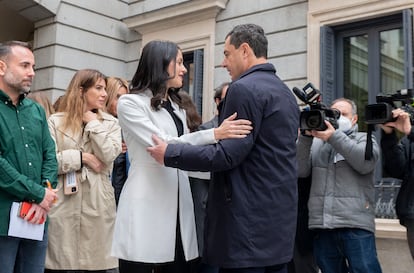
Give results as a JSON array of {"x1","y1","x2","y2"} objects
[
  {"x1": 380, "y1": 108, "x2": 414, "y2": 261},
  {"x1": 297, "y1": 98, "x2": 383, "y2": 273}
]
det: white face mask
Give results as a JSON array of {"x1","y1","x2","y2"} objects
[{"x1": 337, "y1": 115, "x2": 353, "y2": 132}]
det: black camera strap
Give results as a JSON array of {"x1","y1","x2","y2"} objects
[{"x1": 365, "y1": 124, "x2": 375, "y2": 160}]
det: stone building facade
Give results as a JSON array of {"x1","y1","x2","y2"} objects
[{"x1": 1, "y1": 0, "x2": 414, "y2": 271}]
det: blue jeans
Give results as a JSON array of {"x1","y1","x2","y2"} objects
[
  {"x1": 313, "y1": 228, "x2": 382, "y2": 273},
  {"x1": 0, "y1": 230, "x2": 48, "y2": 273}
]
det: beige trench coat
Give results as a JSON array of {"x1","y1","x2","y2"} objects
[{"x1": 46, "y1": 111, "x2": 122, "y2": 270}]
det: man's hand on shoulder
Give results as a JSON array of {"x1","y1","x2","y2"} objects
[{"x1": 147, "y1": 134, "x2": 167, "y2": 165}]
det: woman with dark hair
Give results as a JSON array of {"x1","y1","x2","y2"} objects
[
  {"x1": 111, "y1": 40, "x2": 252, "y2": 273},
  {"x1": 45, "y1": 69, "x2": 122, "y2": 273}
]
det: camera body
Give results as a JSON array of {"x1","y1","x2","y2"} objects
[
  {"x1": 293, "y1": 83, "x2": 340, "y2": 131},
  {"x1": 365, "y1": 89, "x2": 414, "y2": 124}
]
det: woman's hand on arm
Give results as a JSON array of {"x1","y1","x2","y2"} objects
[{"x1": 213, "y1": 112, "x2": 253, "y2": 140}]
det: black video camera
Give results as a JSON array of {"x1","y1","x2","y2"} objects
[
  {"x1": 365, "y1": 89, "x2": 414, "y2": 124},
  {"x1": 293, "y1": 83, "x2": 340, "y2": 131}
]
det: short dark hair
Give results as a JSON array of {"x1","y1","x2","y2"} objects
[
  {"x1": 130, "y1": 40, "x2": 181, "y2": 110},
  {"x1": 0, "y1": 41, "x2": 32, "y2": 61},
  {"x1": 214, "y1": 82, "x2": 230, "y2": 101},
  {"x1": 226, "y1": 24, "x2": 268, "y2": 58}
]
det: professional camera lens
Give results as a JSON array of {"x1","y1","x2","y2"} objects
[
  {"x1": 300, "y1": 110, "x2": 327, "y2": 131},
  {"x1": 365, "y1": 103, "x2": 394, "y2": 124},
  {"x1": 306, "y1": 114, "x2": 322, "y2": 129}
]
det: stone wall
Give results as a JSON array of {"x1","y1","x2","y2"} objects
[{"x1": 32, "y1": 0, "x2": 139, "y2": 101}]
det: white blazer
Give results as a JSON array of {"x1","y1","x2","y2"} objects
[{"x1": 111, "y1": 90, "x2": 217, "y2": 263}]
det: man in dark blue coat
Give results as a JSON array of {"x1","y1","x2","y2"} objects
[{"x1": 148, "y1": 23, "x2": 299, "y2": 273}]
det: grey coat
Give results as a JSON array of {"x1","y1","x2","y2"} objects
[{"x1": 297, "y1": 127, "x2": 380, "y2": 233}]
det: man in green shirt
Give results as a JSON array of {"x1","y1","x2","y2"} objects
[{"x1": 0, "y1": 41, "x2": 58, "y2": 273}]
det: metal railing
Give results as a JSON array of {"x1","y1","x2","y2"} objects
[{"x1": 374, "y1": 178, "x2": 401, "y2": 219}]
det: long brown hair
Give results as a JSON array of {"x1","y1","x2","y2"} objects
[
  {"x1": 58, "y1": 69, "x2": 106, "y2": 134},
  {"x1": 26, "y1": 91, "x2": 55, "y2": 118},
  {"x1": 177, "y1": 91, "x2": 202, "y2": 132},
  {"x1": 104, "y1": 77, "x2": 129, "y2": 116}
]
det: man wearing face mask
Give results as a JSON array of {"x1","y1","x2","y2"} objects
[{"x1": 296, "y1": 98, "x2": 383, "y2": 273}]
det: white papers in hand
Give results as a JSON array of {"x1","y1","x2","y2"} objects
[{"x1": 7, "y1": 202, "x2": 45, "y2": 241}]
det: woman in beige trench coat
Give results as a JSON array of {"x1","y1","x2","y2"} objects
[{"x1": 45, "y1": 69, "x2": 122, "y2": 273}]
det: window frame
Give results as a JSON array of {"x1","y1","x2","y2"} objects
[
  {"x1": 183, "y1": 49, "x2": 204, "y2": 116},
  {"x1": 319, "y1": 10, "x2": 413, "y2": 220},
  {"x1": 308, "y1": 0, "x2": 414, "y2": 240},
  {"x1": 320, "y1": 12, "x2": 412, "y2": 106}
]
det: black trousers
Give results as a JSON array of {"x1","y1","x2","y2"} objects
[
  {"x1": 218, "y1": 264, "x2": 287, "y2": 273},
  {"x1": 45, "y1": 269, "x2": 118, "y2": 273}
]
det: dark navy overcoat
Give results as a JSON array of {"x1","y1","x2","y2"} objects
[{"x1": 165, "y1": 63, "x2": 299, "y2": 268}]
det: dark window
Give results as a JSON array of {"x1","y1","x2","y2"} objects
[{"x1": 182, "y1": 49, "x2": 204, "y2": 116}]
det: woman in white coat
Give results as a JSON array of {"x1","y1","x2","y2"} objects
[
  {"x1": 111, "y1": 40, "x2": 252, "y2": 273},
  {"x1": 46, "y1": 69, "x2": 122, "y2": 273}
]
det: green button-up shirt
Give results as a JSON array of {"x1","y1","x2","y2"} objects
[{"x1": 0, "y1": 90, "x2": 57, "y2": 235}]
